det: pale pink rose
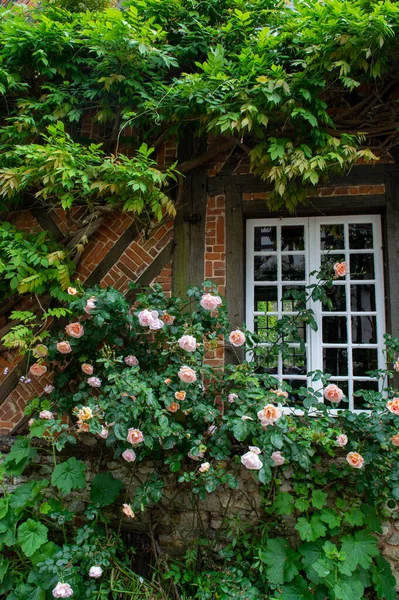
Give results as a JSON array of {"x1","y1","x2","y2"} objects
[
  {"x1": 271, "y1": 451, "x2": 285, "y2": 466},
  {"x1": 122, "y1": 504, "x2": 135, "y2": 518},
  {"x1": 163, "y1": 313, "x2": 175, "y2": 325},
  {"x1": 390, "y1": 434, "x2": 399, "y2": 447},
  {"x1": 199, "y1": 462, "x2": 210, "y2": 473},
  {"x1": 336, "y1": 434, "x2": 348, "y2": 447},
  {"x1": 178, "y1": 365, "x2": 197, "y2": 384},
  {"x1": 167, "y1": 402, "x2": 180, "y2": 413},
  {"x1": 334, "y1": 261, "x2": 348, "y2": 278},
  {"x1": 44, "y1": 385, "x2": 54, "y2": 394},
  {"x1": 84, "y1": 296, "x2": 96, "y2": 314},
  {"x1": 87, "y1": 377, "x2": 101, "y2": 388},
  {"x1": 228, "y1": 393, "x2": 238, "y2": 403},
  {"x1": 52, "y1": 582, "x2": 73, "y2": 598},
  {"x1": 89, "y1": 566, "x2": 103, "y2": 578},
  {"x1": 149, "y1": 317, "x2": 164, "y2": 330},
  {"x1": 387, "y1": 398, "x2": 399, "y2": 415},
  {"x1": 28, "y1": 418, "x2": 34, "y2": 427},
  {"x1": 29, "y1": 363, "x2": 47, "y2": 378},
  {"x1": 57, "y1": 341, "x2": 72, "y2": 354},
  {"x1": 65, "y1": 322, "x2": 84, "y2": 339},
  {"x1": 81, "y1": 363, "x2": 94, "y2": 375},
  {"x1": 206, "y1": 425, "x2": 217, "y2": 435},
  {"x1": 346, "y1": 452, "x2": 364, "y2": 469},
  {"x1": 33, "y1": 344, "x2": 48, "y2": 358},
  {"x1": 394, "y1": 359, "x2": 399, "y2": 372},
  {"x1": 175, "y1": 391, "x2": 186, "y2": 401},
  {"x1": 270, "y1": 389, "x2": 289, "y2": 399},
  {"x1": 178, "y1": 335, "x2": 197, "y2": 352},
  {"x1": 127, "y1": 428, "x2": 144, "y2": 445},
  {"x1": 138, "y1": 309, "x2": 154, "y2": 326},
  {"x1": 99, "y1": 427, "x2": 108, "y2": 439},
  {"x1": 125, "y1": 355, "x2": 139, "y2": 367},
  {"x1": 257, "y1": 404, "x2": 282, "y2": 426},
  {"x1": 67, "y1": 287, "x2": 78, "y2": 296},
  {"x1": 324, "y1": 383, "x2": 344, "y2": 404},
  {"x1": 200, "y1": 293, "x2": 222, "y2": 311},
  {"x1": 241, "y1": 449, "x2": 263, "y2": 470},
  {"x1": 77, "y1": 407, "x2": 93, "y2": 421},
  {"x1": 122, "y1": 449, "x2": 137, "y2": 462},
  {"x1": 229, "y1": 330, "x2": 246, "y2": 347},
  {"x1": 39, "y1": 410, "x2": 53, "y2": 420},
  {"x1": 249, "y1": 446, "x2": 261, "y2": 454}
]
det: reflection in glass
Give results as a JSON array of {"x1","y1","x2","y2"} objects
[
  {"x1": 254, "y1": 315, "x2": 279, "y2": 343},
  {"x1": 254, "y1": 227, "x2": 277, "y2": 251},
  {"x1": 350, "y1": 253, "x2": 375, "y2": 280},
  {"x1": 353, "y1": 380, "x2": 379, "y2": 409},
  {"x1": 283, "y1": 348, "x2": 306, "y2": 375},
  {"x1": 254, "y1": 286, "x2": 278, "y2": 312},
  {"x1": 282, "y1": 316, "x2": 306, "y2": 343},
  {"x1": 352, "y1": 348, "x2": 378, "y2": 376},
  {"x1": 322, "y1": 285, "x2": 346, "y2": 312},
  {"x1": 281, "y1": 226, "x2": 305, "y2": 251},
  {"x1": 323, "y1": 316, "x2": 347, "y2": 343},
  {"x1": 349, "y1": 223, "x2": 373, "y2": 249},
  {"x1": 255, "y1": 350, "x2": 278, "y2": 375},
  {"x1": 320, "y1": 224, "x2": 345, "y2": 250},
  {"x1": 254, "y1": 256, "x2": 277, "y2": 281},
  {"x1": 282, "y1": 286, "x2": 306, "y2": 312},
  {"x1": 323, "y1": 347, "x2": 348, "y2": 376},
  {"x1": 282, "y1": 255, "x2": 305, "y2": 281},
  {"x1": 350, "y1": 285, "x2": 376, "y2": 312},
  {"x1": 352, "y1": 316, "x2": 376, "y2": 344}
]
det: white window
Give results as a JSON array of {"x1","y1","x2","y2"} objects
[{"x1": 246, "y1": 216, "x2": 386, "y2": 410}]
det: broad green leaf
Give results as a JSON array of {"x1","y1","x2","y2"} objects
[
  {"x1": 17, "y1": 519, "x2": 48, "y2": 557},
  {"x1": 343, "y1": 507, "x2": 364, "y2": 527},
  {"x1": 295, "y1": 516, "x2": 326, "y2": 542},
  {"x1": 51, "y1": 457, "x2": 86, "y2": 494},
  {"x1": 319, "y1": 509, "x2": 341, "y2": 529},
  {"x1": 279, "y1": 577, "x2": 313, "y2": 600},
  {"x1": 0, "y1": 557, "x2": 9, "y2": 583},
  {"x1": 231, "y1": 419, "x2": 250, "y2": 441},
  {"x1": 259, "y1": 538, "x2": 299, "y2": 585},
  {"x1": 341, "y1": 530, "x2": 379, "y2": 570},
  {"x1": 372, "y1": 556, "x2": 397, "y2": 600},
  {"x1": 299, "y1": 541, "x2": 323, "y2": 570},
  {"x1": 311, "y1": 489, "x2": 327, "y2": 509},
  {"x1": 9, "y1": 480, "x2": 48, "y2": 511},
  {"x1": 273, "y1": 492, "x2": 295, "y2": 515},
  {"x1": 90, "y1": 473, "x2": 123, "y2": 507},
  {"x1": 30, "y1": 541, "x2": 59, "y2": 566},
  {"x1": 333, "y1": 578, "x2": 364, "y2": 600}
]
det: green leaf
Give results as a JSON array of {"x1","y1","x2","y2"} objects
[
  {"x1": 311, "y1": 489, "x2": 327, "y2": 509},
  {"x1": 17, "y1": 519, "x2": 48, "y2": 557},
  {"x1": 341, "y1": 530, "x2": 379, "y2": 570},
  {"x1": 334, "y1": 577, "x2": 364, "y2": 600},
  {"x1": 51, "y1": 457, "x2": 86, "y2": 494},
  {"x1": 295, "y1": 516, "x2": 326, "y2": 542},
  {"x1": 30, "y1": 541, "x2": 59, "y2": 566},
  {"x1": 231, "y1": 419, "x2": 250, "y2": 441},
  {"x1": 9, "y1": 480, "x2": 48, "y2": 511},
  {"x1": 372, "y1": 556, "x2": 397, "y2": 600},
  {"x1": 0, "y1": 556, "x2": 9, "y2": 583},
  {"x1": 273, "y1": 492, "x2": 295, "y2": 515},
  {"x1": 295, "y1": 498, "x2": 310, "y2": 512},
  {"x1": 299, "y1": 541, "x2": 323, "y2": 570},
  {"x1": 319, "y1": 509, "x2": 341, "y2": 529},
  {"x1": 90, "y1": 473, "x2": 123, "y2": 507},
  {"x1": 279, "y1": 577, "x2": 313, "y2": 600},
  {"x1": 259, "y1": 538, "x2": 299, "y2": 585},
  {"x1": 343, "y1": 507, "x2": 364, "y2": 527}
]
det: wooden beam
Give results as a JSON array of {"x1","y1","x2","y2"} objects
[
  {"x1": 0, "y1": 356, "x2": 28, "y2": 406},
  {"x1": 30, "y1": 208, "x2": 64, "y2": 242}
]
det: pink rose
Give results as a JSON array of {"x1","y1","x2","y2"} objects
[
  {"x1": 241, "y1": 447, "x2": 263, "y2": 470},
  {"x1": 81, "y1": 363, "x2": 94, "y2": 375},
  {"x1": 138, "y1": 309, "x2": 154, "y2": 326},
  {"x1": 99, "y1": 427, "x2": 108, "y2": 439},
  {"x1": 387, "y1": 398, "x2": 399, "y2": 415},
  {"x1": 228, "y1": 393, "x2": 238, "y2": 403},
  {"x1": 394, "y1": 360, "x2": 399, "y2": 372},
  {"x1": 84, "y1": 296, "x2": 96, "y2": 314},
  {"x1": 324, "y1": 384, "x2": 344, "y2": 404},
  {"x1": 125, "y1": 355, "x2": 139, "y2": 367},
  {"x1": 28, "y1": 418, "x2": 35, "y2": 427},
  {"x1": 89, "y1": 566, "x2": 103, "y2": 578},
  {"x1": 334, "y1": 261, "x2": 348, "y2": 278},
  {"x1": 257, "y1": 404, "x2": 282, "y2": 427},
  {"x1": 149, "y1": 317, "x2": 164, "y2": 330},
  {"x1": 65, "y1": 322, "x2": 84, "y2": 339},
  {"x1": 39, "y1": 410, "x2": 53, "y2": 420},
  {"x1": 122, "y1": 504, "x2": 135, "y2": 518},
  {"x1": 122, "y1": 449, "x2": 137, "y2": 462},
  {"x1": 200, "y1": 293, "x2": 222, "y2": 311},
  {"x1": 67, "y1": 287, "x2": 78, "y2": 296},
  {"x1": 33, "y1": 344, "x2": 48, "y2": 358},
  {"x1": 229, "y1": 330, "x2": 246, "y2": 347},
  {"x1": 178, "y1": 335, "x2": 197, "y2": 352},
  {"x1": 271, "y1": 451, "x2": 285, "y2": 466},
  {"x1": 199, "y1": 462, "x2": 210, "y2": 473},
  {"x1": 178, "y1": 365, "x2": 197, "y2": 384},
  {"x1": 87, "y1": 377, "x2": 101, "y2": 388},
  {"x1": 336, "y1": 434, "x2": 348, "y2": 447},
  {"x1": 29, "y1": 363, "x2": 48, "y2": 378},
  {"x1": 390, "y1": 434, "x2": 399, "y2": 447},
  {"x1": 52, "y1": 582, "x2": 73, "y2": 598},
  {"x1": 127, "y1": 428, "x2": 144, "y2": 445},
  {"x1": 163, "y1": 313, "x2": 175, "y2": 325},
  {"x1": 206, "y1": 425, "x2": 217, "y2": 436},
  {"x1": 57, "y1": 341, "x2": 72, "y2": 354},
  {"x1": 346, "y1": 452, "x2": 364, "y2": 469},
  {"x1": 44, "y1": 385, "x2": 54, "y2": 394}
]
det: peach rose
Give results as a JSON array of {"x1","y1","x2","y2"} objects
[
  {"x1": 67, "y1": 287, "x2": 78, "y2": 296},
  {"x1": 336, "y1": 434, "x2": 348, "y2": 447},
  {"x1": 57, "y1": 341, "x2": 72, "y2": 354},
  {"x1": 33, "y1": 344, "x2": 48, "y2": 358},
  {"x1": 270, "y1": 389, "x2": 289, "y2": 399},
  {"x1": 127, "y1": 428, "x2": 144, "y2": 445},
  {"x1": 334, "y1": 261, "x2": 348, "y2": 278},
  {"x1": 122, "y1": 504, "x2": 135, "y2": 519},
  {"x1": 87, "y1": 377, "x2": 101, "y2": 388},
  {"x1": 81, "y1": 363, "x2": 94, "y2": 375},
  {"x1": 29, "y1": 363, "x2": 48, "y2": 378},
  {"x1": 394, "y1": 359, "x2": 399, "y2": 372},
  {"x1": 77, "y1": 421, "x2": 89, "y2": 432},
  {"x1": 229, "y1": 330, "x2": 246, "y2": 347},
  {"x1": 346, "y1": 452, "x2": 364, "y2": 469},
  {"x1": 164, "y1": 378, "x2": 171, "y2": 385},
  {"x1": 178, "y1": 365, "x2": 197, "y2": 384},
  {"x1": 199, "y1": 462, "x2": 210, "y2": 473},
  {"x1": 65, "y1": 322, "x2": 84, "y2": 339},
  {"x1": 387, "y1": 398, "x2": 399, "y2": 415},
  {"x1": 77, "y1": 407, "x2": 93, "y2": 421},
  {"x1": 39, "y1": 410, "x2": 53, "y2": 420},
  {"x1": 178, "y1": 335, "x2": 197, "y2": 352},
  {"x1": 200, "y1": 293, "x2": 222, "y2": 311},
  {"x1": 167, "y1": 402, "x2": 180, "y2": 413},
  {"x1": 125, "y1": 355, "x2": 139, "y2": 367},
  {"x1": 257, "y1": 404, "x2": 282, "y2": 426},
  {"x1": 324, "y1": 383, "x2": 344, "y2": 404},
  {"x1": 122, "y1": 449, "x2": 136, "y2": 462},
  {"x1": 390, "y1": 434, "x2": 399, "y2": 447},
  {"x1": 84, "y1": 296, "x2": 96, "y2": 314},
  {"x1": 175, "y1": 391, "x2": 186, "y2": 401},
  {"x1": 271, "y1": 451, "x2": 285, "y2": 466},
  {"x1": 163, "y1": 313, "x2": 175, "y2": 325},
  {"x1": 241, "y1": 447, "x2": 263, "y2": 470}
]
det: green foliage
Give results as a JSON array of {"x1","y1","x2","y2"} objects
[
  {"x1": 17, "y1": 519, "x2": 48, "y2": 557},
  {"x1": 90, "y1": 472, "x2": 123, "y2": 506},
  {"x1": 51, "y1": 457, "x2": 87, "y2": 494}
]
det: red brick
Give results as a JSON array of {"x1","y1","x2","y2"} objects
[{"x1": 205, "y1": 253, "x2": 222, "y2": 260}]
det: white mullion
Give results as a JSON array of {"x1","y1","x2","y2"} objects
[
  {"x1": 372, "y1": 218, "x2": 387, "y2": 392},
  {"x1": 277, "y1": 224, "x2": 283, "y2": 380},
  {"x1": 308, "y1": 218, "x2": 322, "y2": 397},
  {"x1": 343, "y1": 221, "x2": 354, "y2": 410}
]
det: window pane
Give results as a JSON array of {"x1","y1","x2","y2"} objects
[
  {"x1": 282, "y1": 285, "x2": 306, "y2": 312},
  {"x1": 350, "y1": 253, "x2": 375, "y2": 280},
  {"x1": 254, "y1": 227, "x2": 277, "y2": 251},
  {"x1": 351, "y1": 316, "x2": 376, "y2": 344},
  {"x1": 322, "y1": 285, "x2": 346, "y2": 312},
  {"x1": 349, "y1": 223, "x2": 373, "y2": 249},
  {"x1": 320, "y1": 224, "x2": 345, "y2": 250},
  {"x1": 352, "y1": 348, "x2": 378, "y2": 376},
  {"x1": 255, "y1": 351, "x2": 278, "y2": 375},
  {"x1": 254, "y1": 286, "x2": 278, "y2": 312},
  {"x1": 353, "y1": 380, "x2": 379, "y2": 409},
  {"x1": 323, "y1": 316, "x2": 347, "y2": 343},
  {"x1": 254, "y1": 315, "x2": 279, "y2": 342},
  {"x1": 350, "y1": 285, "x2": 376, "y2": 312},
  {"x1": 283, "y1": 348, "x2": 307, "y2": 375},
  {"x1": 282, "y1": 255, "x2": 305, "y2": 281},
  {"x1": 323, "y1": 348, "x2": 348, "y2": 376},
  {"x1": 281, "y1": 226, "x2": 305, "y2": 251},
  {"x1": 254, "y1": 256, "x2": 277, "y2": 281},
  {"x1": 282, "y1": 317, "x2": 306, "y2": 343}
]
